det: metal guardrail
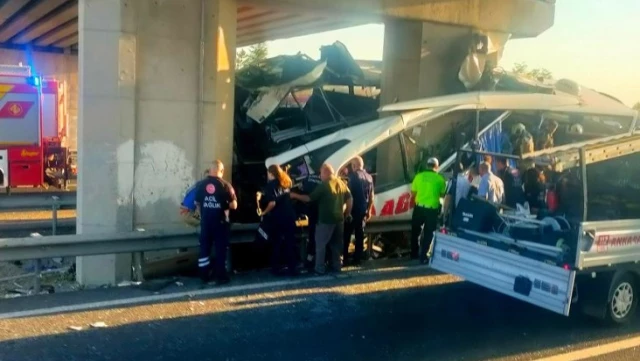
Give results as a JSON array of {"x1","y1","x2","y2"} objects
[
  {"x1": 0, "y1": 220, "x2": 410, "y2": 262},
  {"x1": 0, "y1": 211, "x2": 410, "y2": 293},
  {"x1": 0, "y1": 195, "x2": 72, "y2": 234},
  {"x1": 0, "y1": 218, "x2": 75, "y2": 232},
  {"x1": 0, "y1": 191, "x2": 76, "y2": 210}
]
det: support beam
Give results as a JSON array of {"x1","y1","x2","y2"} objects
[
  {"x1": 239, "y1": 19, "x2": 365, "y2": 47},
  {"x1": 199, "y1": 0, "x2": 237, "y2": 174},
  {"x1": 246, "y1": 0, "x2": 555, "y2": 38},
  {"x1": 34, "y1": 19, "x2": 76, "y2": 46},
  {"x1": 0, "y1": 0, "x2": 69, "y2": 42},
  {"x1": 77, "y1": 0, "x2": 237, "y2": 287},
  {"x1": 11, "y1": 1, "x2": 77, "y2": 44}
]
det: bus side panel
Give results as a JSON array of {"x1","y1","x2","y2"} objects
[{"x1": 430, "y1": 233, "x2": 576, "y2": 316}]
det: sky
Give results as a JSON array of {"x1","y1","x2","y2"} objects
[{"x1": 260, "y1": 0, "x2": 640, "y2": 107}]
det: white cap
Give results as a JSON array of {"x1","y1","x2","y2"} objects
[{"x1": 427, "y1": 157, "x2": 439, "y2": 167}]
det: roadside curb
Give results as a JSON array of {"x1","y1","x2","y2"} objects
[{"x1": 0, "y1": 263, "x2": 433, "y2": 320}]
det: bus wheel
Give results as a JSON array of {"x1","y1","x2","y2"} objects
[{"x1": 606, "y1": 273, "x2": 637, "y2": 325}]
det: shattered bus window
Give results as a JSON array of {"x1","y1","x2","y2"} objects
[
  {"x1": 364, "y1": 135, "x2": 406, "y2": 192},
  {"x1": 401, "y1": 111, "x2": 479, "y2": 177}
]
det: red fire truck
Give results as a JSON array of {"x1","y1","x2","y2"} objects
[{"x1": 0, "y1": 64, "x2": 69, "y2": 192}]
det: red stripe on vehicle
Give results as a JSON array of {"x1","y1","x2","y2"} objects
[{"x1": 0, "y1": 101, "x2": 34, "y2": 118}]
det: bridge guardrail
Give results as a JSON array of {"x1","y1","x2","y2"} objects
[
  {"x1": 0, "y1": 216, "x2": 410, "y2": 293},
  {"x1": 0, "y1": 191, "x2": 76, "y2": 211}
]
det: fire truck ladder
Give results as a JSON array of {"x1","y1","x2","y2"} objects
[
  {"x1": 523, "y1": 132, "x2": 640, "y2": 170},
  {"x1": 0, "y1": 64, "x2": 31, "y2": 76}
]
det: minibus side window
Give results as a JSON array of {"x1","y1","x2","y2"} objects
[{"x1": 360, "y1": 135, "x2": 406, "y2": 193}]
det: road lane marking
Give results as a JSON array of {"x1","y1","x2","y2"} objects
[
  {"x1": 533, "y1": 335, "x2": 640, "y2": 361},
  {"x1": 0, "y1": 264, "x2": 436, "y2": 320}
]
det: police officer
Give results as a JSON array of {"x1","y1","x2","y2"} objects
[
  {"x1": 343, "y1": 156, "x2": 374, "y2": 266},
  {"x1": 195, "y1": 160, "x2": 237, "y2": 285},
  {"x1": 411, "y1": 157, "x2": 446, "y2": 263},
  {"x1": 301, "y1": 169, "x2": 322, "y2": 269},
  {"x1": 260, "y1": 164, "x2": 299, "y2": 276}
]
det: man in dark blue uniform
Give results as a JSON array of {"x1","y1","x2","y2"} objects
[
  {"x1": 301, "y1": 171, "x2": 322, "y2": 269},
  {"x1": 195, "y1": 160, "x2": 237, "y2": 285},
  {"x1": 343, "y1": 156, "x2": 374, "y2": 266}
]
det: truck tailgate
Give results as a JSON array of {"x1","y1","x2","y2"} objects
[{"x1": 430, "y1": 233, "x2": 576, "y2": 316}]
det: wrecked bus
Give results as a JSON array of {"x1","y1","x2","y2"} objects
[
  {"x1": 267, "y1": 82, "x2": 635, "y2": 225},
  {"x1": 264, "y1": 82, "x2": 640, "y2": 324}
]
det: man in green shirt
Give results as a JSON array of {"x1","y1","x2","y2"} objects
[
  {"x1": 291, "y1": 163, "x2": 353, "y2": 274},
  {"x1": 411, "y1": 157, "x2": 446, "y2": 263}
]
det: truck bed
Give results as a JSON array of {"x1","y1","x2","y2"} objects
[{"x1": 430, "y1": 232, "x2": 576, "y2": 316}]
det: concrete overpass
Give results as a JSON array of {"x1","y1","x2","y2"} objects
[
  {"x1": 0, "y1": 0, "x2": 554, "y2": 52},
  {"x1": 0, "y1": 0, "x2": 555, "y2": 285}
]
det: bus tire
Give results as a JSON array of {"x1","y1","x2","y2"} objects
[{"x1": 605, "y1": 272, "x2": 637, "y2": 325}]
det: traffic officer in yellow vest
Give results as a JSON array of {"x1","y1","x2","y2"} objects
[{"x1": 410, "y1": 157, "x2": 446, "y2": 263}]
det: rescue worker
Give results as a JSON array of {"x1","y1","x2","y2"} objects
[
  {"x1": 536, "y1": 119, "x2": 559, "y2": 150},
  {"x1": 180, "y1": 169, "x2": 210, "y2": 227},
  {"x1": 511, "y1": 123, "x2": 535, "y2": 156},
  {"x1": 301, "y1": 170, "x2": 322, "y2": 269},
  {"x1": 343, "y1": 156, "x2": 374, "y2": 266},
  {"x1": 495, "y1": 158, "x2": 524, "y2": 208},
  {"x1": 260, "y1": 164, "x2": 299, "y2": 276},
  {"x1": 195, "y1": 160, "x2": 237, "y2": 285},
  {"x1": 290, "y1": 163, "x2": 352, "y2": 275},
  {"x1": 478, "y1": 161, "x2": 504, "y2": 204},
  {"x1": 410, "y1": 157, "x2": 446, "y2": 263}
]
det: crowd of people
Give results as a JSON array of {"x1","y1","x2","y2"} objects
[
  {"x1": 178, "y1": 121, "x2": 557, "y2": 286},
  {"x1": 179, "y1": 156, "x2": 380, "y2": 286},
  {"x1": 444, "y1": 121, "x2": 558, "y2": 223}
]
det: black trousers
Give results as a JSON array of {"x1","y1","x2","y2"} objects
[
  {"x1": 343, "y1": 214, "x2": 366, "y2": 263},
  {"x1": 411, "y1": 206, "x2": 439, "y2": 261},
  {"x1": 270, "y1": 220, "x2": 298, "y2": 273},
  {"x1": 198, "y1": 222, "x2": 230, "y2": 282},
  {"x1": 306, "y1": 215, "x2": 318, "y2": 257}
]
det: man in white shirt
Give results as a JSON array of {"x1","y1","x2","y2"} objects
[{"x1": 478, "y1": 161, "x2": 504, "y2": 204}]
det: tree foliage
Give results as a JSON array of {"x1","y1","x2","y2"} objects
[
  {"x1": 236, "y1": 43, "x2": 268, "y2": 70},
  {"x1": 633, "y1": 102, "x2": 640, "y2": 111},
  {"x1": 512, "y1": 62, "x2": 553, "y2": 82}
]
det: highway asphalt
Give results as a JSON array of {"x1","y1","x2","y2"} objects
[{"x1": 1, "y1": 262, "x2": 639, "y2": 361}]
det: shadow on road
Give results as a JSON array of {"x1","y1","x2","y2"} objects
[{"x1": 1, "y1": 265, "x2": 640, "y2": 361}]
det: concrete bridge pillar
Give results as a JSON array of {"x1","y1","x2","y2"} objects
[
  {"x1": 76, "y1": 0, "x2": 237, "y2": 286},
  {"x1": 377, "y1": 19, "x2": 509, "y2": 185}
]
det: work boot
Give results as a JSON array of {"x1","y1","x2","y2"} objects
[{"x1": 216, "y1": 275, "x2": 230, "y2": 285}]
